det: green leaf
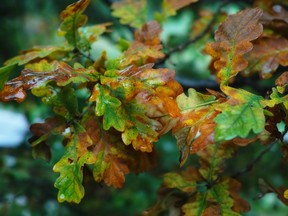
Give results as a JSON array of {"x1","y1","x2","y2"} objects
[
  {"x1": 208, "y1": 180, "x2": 241, "y2": 216},
  {"x1": 59, "y1": 0, "x2": 90, "y2": 47},
  {"x1": 264, "y1": 87, "x2": 288, "y2": 109},
  {"x1": 121, "y1": 101, "x2": 160, "y2": 152},
  {"x1": 182, "y1": 193, "x2": 207, "y2": 216},
  {"x1": 215, "y1": 87, "x2": 265, "y2": 141},
  {"x1": 60, "y1": 87, "x2": 79, "y2": 117},
  {"x1": 4, "y1": 46, "x2": 71, "y2": 66},
  {"x1": 53, "y1": 151, "x2": 95, "y2": 203},
  {"x1": 111, "y1": 0, "x2": 147, "y2": 28},
  {"x1": 163, "y1": 173, "x2": 198, "y2": 193},
  {"x1": 155, "y1": 0, "x2": 198, "y2": 23},
  {"x1": 90, "y1": 83, "x2": 125, "y2": 131},
  {"x1": 80, "y1": 23, "x2": 111, "y2": 43},
  {"x1": 0, "y1": 64, "x2": 15, "y2": 90},
  {"x1": 53, "y1": 123, "x2": 95, "y2": 203},
  {"x1": 177, "y1": 88, "x2": 216, "y2": 112}
]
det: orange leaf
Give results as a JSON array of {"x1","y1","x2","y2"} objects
[
  {"x1": 120, "y1": 21, "x2": 164, "y2": 67},
  {"x1": 204, "y1": 8, "x2": 263, "y2": 84},
  {"x1": 276, "y1": 71, "x2": 288, "y2": 87}
]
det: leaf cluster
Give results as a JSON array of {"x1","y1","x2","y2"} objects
[{"x1": 1, "y1": 0, "x2": 288, "y2": 215}]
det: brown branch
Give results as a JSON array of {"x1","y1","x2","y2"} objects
[{"x1": 231, "y1": 141, "x2": 277, "y2": 179}]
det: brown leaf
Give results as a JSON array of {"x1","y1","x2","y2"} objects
[
  {"x1": 265, "y1": 105, "x2": 286, "y2": 140},
  {"x1": 232, "y1": 137, "x2": 258, "y2": 146},
  {"x1": 276, "y1": 71, "x2": 288, "y2": 86},
  {"x1": 276, "y1": 186, "x2": 288, "y2": 205},
  {"x1": 190, "y1": 10, "x2": 213, "y2": 40},
  {"x1": 204, "y1": 8, "x2": 263, "y2": 84},
  {"x1": 260, "y1": 4, "x2": 288, "y2": 25},
  {"x1": 29, "y1": 117, "x2": 65, "y2": 140},
  {"x1": 120, "y1": 21, "x2": 164, "y2": 67},
  {"x1": 60, "y1": 0, "x2": 90, "y2": 20},
  {"x1": 165, "y1": 0, "x2": 198, "y2": 12},
  {"x1": 84, "y1": 116, "x2": 156, "y2": 188},
  {"x1": 229, "y1": 178, "x2": 251, "y2": 212},
  {"x1": 0, "y1": 61, "x2": 93, "y2": 102},
  {"x1": 173, "y1": 107, "x2": 218, "y2": 166},
  {"x1": 244, "y1": 37, "x2": 288, "y2": 78},
  {"x1": 29, "y1": 117, "x2": 66, "y2": 161},
  {"x1": 203, "y1": 205, "x2": 221, "y2": 216}
]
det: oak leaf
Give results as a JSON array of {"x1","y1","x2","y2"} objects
[
  {"x1": 58, "y1": 0, "x2": 90, "y2": 47},
  {"x1": 53, "y1": 123, "x2": 96, "y2": 203},
  {"x1": 83, "y1": 115, "x2": 156, "y2": 188},
  {"x1": 0, "y1": 60, "x2": 96, "y2": 103},
  {"x1": 215, "y1": 86, "x2": 265, "y2": 141},
  {"x1": 173, "y1": 88, "x2": 217, "y2": 166},
  {"x1": 111, "y1": 0, "x2": 147, "y2": 28},
  {"x1": 244, "y1": 37, "x2": 288, "y2": 78},
  {"x1": 120, "y1": 21, "x2": 164, "y2": 67},
  {"x1": 204, "y1": 8, "x2": 263, "y2": 85}
]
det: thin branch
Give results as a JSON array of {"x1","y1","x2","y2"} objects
[
  {"x1": 231, "y1": 141, "x2": 277, "y2": 179},
  {"x1": 175, "y1": 76, "x2": 219, "y2": 90},
  {"x1": 156, "y1": 0, "x2": 229, "y2": 66},
  {"x1": 76, "y1": 49, "x2": 95, "y2": 62}
]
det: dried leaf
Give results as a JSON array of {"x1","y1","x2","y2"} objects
[
  {"x1": 276, "y1": 71, "x2": 288, "y2": 87},
  {"x1": 29, "y1": 117, "x2": 66, "y2": 147},
  {"x1": 204, "y1": 8, "x2": 263, "y2": 85},
  {"x1": 244, "y1": 37, "x2": 288, "y2": 78},
  {"x1": 164, "y1": 0, "x2": 198, "y2": 12},
  {"x1": 0, "y1": 60, "x2": 95, "y2": 103},
  {"x1": 83, "y1": 115, "x2": 156, "y2": 188},
  {"x1": 173, "y1": 89, "x2": 217, "y2": 165},
  {"x1": 120, "y1": 21, "x2": 164, "y2": 67},
  {"x1": 90, "y1": 62, "x2": 182, "y2": 152}
]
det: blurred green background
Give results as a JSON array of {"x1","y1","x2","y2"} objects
[{"x1": 0, "y1": 0, "x2": 287, "y2": 215}]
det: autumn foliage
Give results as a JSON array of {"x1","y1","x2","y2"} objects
[{"x1": 1, "y1": 0, "x2": 288, "y2": 215}]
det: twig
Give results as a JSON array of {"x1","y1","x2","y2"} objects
[
  {"x1": 231, "y1": 142, "x2": 277, "y2": 179},
  {"x1": 77, "y1": 49, "x2": 95, "y2": 62},
  {"x1": 175, "y1": 76, "x2": 219, "y2": 90},
  {"x1": 156, "y1": 0, "x2": 229, "y2": 66}
]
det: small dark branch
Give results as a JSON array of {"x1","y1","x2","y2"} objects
[
  {"x1": 67, "y1": 102, "x2": 94, "y2": 127},
  {"x1": 74, "y1": 48, "x2": 95, "y2": 62},
  {"x1": 156, "y1": 0, "x2": 229, "y2": 66},
  {"x1": 231, "y1": 141, "x2": 277, "y2": 179},
  {"x1": 175, "y1": 76, "x2": 219, "y2": 90},
  {"x1": 80, "y1": 51, "x2": 95, "y2": 62}
]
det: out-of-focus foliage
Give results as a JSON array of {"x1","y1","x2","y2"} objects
[{"x1": 1, "y1": 0, "x2": 288, "y2": 215}]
